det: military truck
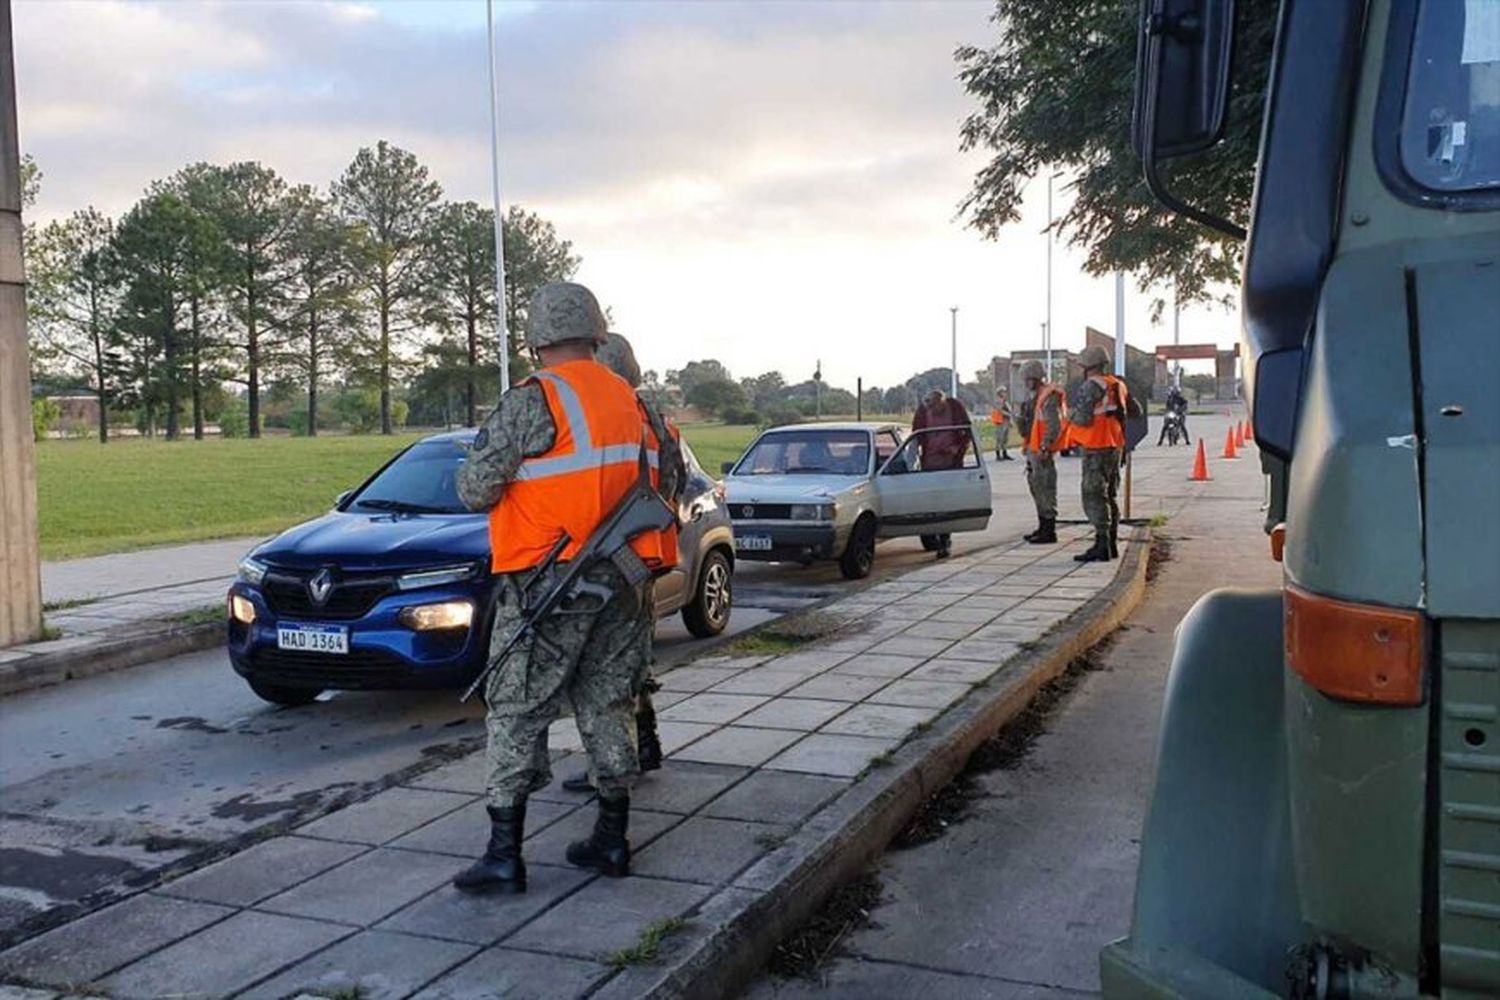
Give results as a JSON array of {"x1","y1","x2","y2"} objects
[{"x1": 1103, "y1": 1, "x2": 1500, "y2": 998}]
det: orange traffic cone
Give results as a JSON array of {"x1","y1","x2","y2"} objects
[
  {"x1": 1190, "y1": 439, "x2": 1211, "y2": 481},
  {"x1": 1223, "y1": 426, "x2": 1238, "y2": 459},
  {"x1": 1235, "y1": 422, "x2": 1246, "y2": 448}
]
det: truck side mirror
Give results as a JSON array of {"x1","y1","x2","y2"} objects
[{"x1": 1132, "y1": 0, "x2": 1246, "y2": 240}]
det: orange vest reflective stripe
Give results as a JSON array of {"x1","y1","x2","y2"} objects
[
  {"x1": 1027, "y1": 384, "x2": 1066, "y2": 454},
  {"x1": 488, "y1": 359, "x2": 668, "y2": 574},
  {"x1": 1070, "y1": 375, "x2": 1126, "y2": 450}
]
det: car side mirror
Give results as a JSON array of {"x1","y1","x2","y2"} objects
[
  {"x1": 335, "y1": 490, "x2": 353, "y2": 508},
  {"x1": 720, "y1": 461, "x2": 735, "y2": 475}
]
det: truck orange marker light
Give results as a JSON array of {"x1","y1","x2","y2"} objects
[{"x1": 1285, "y1": 585, "x2": 1425, "y2": 706}]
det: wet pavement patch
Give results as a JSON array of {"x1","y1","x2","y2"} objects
[
  {"x1": 154, "y1": 717, "x2": 229, "y2": 735},
  {"x1": 0, "y1": 847, "x2": 143, "y2": 905},
  {"x1": 765, "y1": 870, "x2": 884, "y2": 980},
  {"x1": 210, "y1": 787, "x2": 348, "y2": 823}
]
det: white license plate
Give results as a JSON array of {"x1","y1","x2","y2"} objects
[
  {"x1": 276, "y1": 624, "x2": 349, "y2": 654},
  {"x1": 736, "y1": 535, "x2": 773, "y2": 552}
]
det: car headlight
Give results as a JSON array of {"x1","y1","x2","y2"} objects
[
  {"x1": 228, "y1": 594, "x2": 256, "y2": 624},
  {"x1": 237, "y1": 557, "x2": 268, "y2": 585},
  {"x1": 395, "y1": 563, "x2": 480, "y2": 591},
  {"x1": 789, "y1": 504, "x2": 834, "y2": 522},
  {"x1": 399, "y1": 600, "x2": 474, "y2": 631}
]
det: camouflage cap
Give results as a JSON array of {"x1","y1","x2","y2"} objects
[
  {"x1": 1078, "y1": 344, "x2": 1111, "y2": 371},
  {"x1": 524, "y1": 282, "x2": 608, "y2": 350},
  {"x1": 596, "y1": 332, "x2": 642, "y2": 388},
  {"x1": 1020, "y1": 360, "x2": 1046, "y2": 381}
]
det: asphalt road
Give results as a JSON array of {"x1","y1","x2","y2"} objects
[{"x1": 0, "y1": 415, "x2": 1243, "y2": 945}]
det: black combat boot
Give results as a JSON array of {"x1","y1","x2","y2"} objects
[
  {"x1": 452, "y1": 802, "x2": 527, "y2": 894},
  {"x1": 1026, "y1": 518, "x2": 1057, "y2": 545},
  {"x1": 1023, "y1": 517, "x2": 1045, "y2": 543},
  {"x1": 566, "y1": 794, "x2": 630, "y2": 877},
  {"x1": 1074, "y1": 533, "x2": 1112, "y2": 562}
]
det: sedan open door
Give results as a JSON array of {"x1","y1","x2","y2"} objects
[{"x1": 875, "y1": 427, "x2": 992, "y2": 538}]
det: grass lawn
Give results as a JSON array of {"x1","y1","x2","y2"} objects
[
  {"x1": 37, "y1": 433, "x2": 424, "y2": 560},
  {"x1": 37, "y1": 417, "x2": 1023, "y2": 562}
]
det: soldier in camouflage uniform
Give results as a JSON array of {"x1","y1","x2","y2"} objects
[
  {"x1": 561, "y1": 332, "x2": 685, "y2": 794},
  {"x1": 1068, "y1": 344, "x2": 1126, "y2": 563},
  {"x1": 452, "y1": 283, "x2": 666, "y2": 894},
  {"x1": 1017, "y1": 360, "x2": 1062, "y2": 545}
]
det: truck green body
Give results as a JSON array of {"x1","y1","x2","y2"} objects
[{"x1": 1103, "y1": 1, "x2": 1500, "y2": 997}]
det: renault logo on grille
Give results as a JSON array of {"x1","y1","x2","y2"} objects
[
  {"x1": 741, "y1": 505, "x2": 755, "y2": 518},
  {"x1": 308, "y1": 569, "x2": 335, "y2": 606}
]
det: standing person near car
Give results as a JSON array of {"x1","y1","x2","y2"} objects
[
  {"x1": 911, "y1": 388, "x2": 973, "y2": 559},
  {"x1": 1068, "y1": 344, "x2": 1128, "y2": 563},
  {"x1": 561, "y1": 332, "x2": 684, "y2": 795},
  {"x1": 990, "y1": 387, "x2": 1014, "y2": 461},
  {"x1": 452, "y1": 283, "x2": 671, "y2": 894},
  {"x1": 1017, "y1": 360, "x2": 1064, "y2": 545}
]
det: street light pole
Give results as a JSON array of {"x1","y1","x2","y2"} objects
[
  {"x1": 1044, "y1": 173, "x2": 1054, "y2": 382},
  {"x1": 486, "y1": 0, "x2": 511, "y2": 395},
  {"x1": 949, "y1": 306, "x2": 958, "y2": 398}
]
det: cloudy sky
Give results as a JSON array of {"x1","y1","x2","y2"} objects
[{"x1": 13, "y1": 0, "x2": 1233, "y2": 388}]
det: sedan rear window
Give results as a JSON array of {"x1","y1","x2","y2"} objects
[{"x1": 734, "y1": 430, "x2": 871, "y2": 476}]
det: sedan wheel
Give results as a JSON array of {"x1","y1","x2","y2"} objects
[
  {"x1": 840, "y1": 516, "x2": 878, "y2": 580},
  {"x1": 683, "y1": 550, "x2": 733, "y2": 638}
]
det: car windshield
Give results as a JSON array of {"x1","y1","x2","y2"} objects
[
  {"x1": 733, "y1": 430, "x2": 870, "y2": 476},
  {"x1": 350, "y1": 439, "x2": 470, "y2": 514}
]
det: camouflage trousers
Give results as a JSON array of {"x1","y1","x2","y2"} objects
[
  {"x1": 483, "y1": 561, "x2": 652, "y2": 806},
  {"x1": 1025, "y1": 451, "x2": 1057, "y2": 520},
  {"x1": 1080, "y1": 448, "x2": 1122, "y2": 535}
]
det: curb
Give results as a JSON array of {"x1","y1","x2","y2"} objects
[
  {"x1": 0, "y1": 622, "x2": 223, "y2": 698},
  {"x1": 600, "y1": 527, "x2": 1153, "y2": 1000}
]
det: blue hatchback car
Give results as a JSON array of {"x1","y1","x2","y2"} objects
[{"x1": 227, "y1": 431, "x2": 735, "y2": 706}]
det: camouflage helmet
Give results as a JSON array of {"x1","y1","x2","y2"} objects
[
  {"x1": 1078, "y1": 344, "x2": 1111, "y2": 371},
  {"x1": 596, "y1": 332, "x2": 642, "y2": 388},
  {"x1": 1020, "y1": 360, "x2": 1046, "y2": 381},
  {"x1": 524, "y1": 282, "x2": 607, "y2": 350}
]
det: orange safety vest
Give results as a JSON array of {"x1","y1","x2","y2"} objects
[
  {"x1": 990, "y1": 406, "x2": 1009, "y2": 426},
  {"x1": 1069, "y1": 375, "x2": 1126, "y2": 450},
  {"x1": 488, "y1": 359, "x2": 669, "y2": 574},
  {"x1": 1027, "y1": 383, "x2": 1067, "y2": 454},
  {"x1": 647, "y1": 414, "x2": 682, "y2": 571}
]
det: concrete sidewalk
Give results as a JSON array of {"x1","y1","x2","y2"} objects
[{"x1": 0, "y1": 518, "x2": 1146, "y2": 999}]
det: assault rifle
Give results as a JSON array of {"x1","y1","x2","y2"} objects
[{"x1": 460, "y1": 447, "x2": 675, "y2": 703}]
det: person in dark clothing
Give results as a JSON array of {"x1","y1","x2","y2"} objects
[
  {"x1": 911, "y1": 388, "x2": 973, "y2": 559},
  {"x1": 1156, "y1": 385, "x2": 1191, "y2": 446}
]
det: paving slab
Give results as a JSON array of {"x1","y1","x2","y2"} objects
[
  {"x1": 784, "y1": 672, "x2": 890, "y2": 702},
  {"x1": 658, "y1": 667, "x2": 743, "y2": 693},
  {"x1": 414, "y1": 946, "x2": 612, "y2": 999},
  {"x1": 257, "y1": 847, "x2": 459, "y2": 926},
  {"x1": 710, "y1": 668, "x2": 811, "y2": 696},
  {"x1": 868, "y1": 678, "x2": 972, "y2": 710},
  {"x1": 700, "y1": 770, "x2": 849, "y2": 826},
  {"x1": 506, "y1": 876, "x2": 713, "y2": 960},
  {"x1": 653, "y1": 720, "x2": 719, "y2": 755},
  {"x1": 0, "y1": 893, "x2": 232, "y2": 985},
  {"x1": 240, "y1": 929, "x2": 477, "y2": 1000},
  {"x1": 297, "y1": 787, "x2": 475, "y2": 845},
  {"x1": 763, "y1": 733, "x2": 901, "y2": 778},
  {"x1": 930, "y1": 605, "x2": 1001, "y2": 625},
  {"x1": 632, "y1": 815, "x2": 786, "y2": 885},
  {"x1": 629, "y1": 762, "x2": 749, "y2": 815},
  {"x1": 819, "y1": 702, "x2": 941, "y2": 739},
  {"x1": 830, "y1": 653, "x2": 925, "y2": 679},
  {"x1": 944, "y1": 639, "x2": 1024, "y2": 664},
  {"x1": 403, "y1": 752, "x2": 486, "y2": 795},
  {"x1": 898, "y1": 620, "x2": 976, "y2": 641},
  {"x1": 735, "y1": 697, "x2": 850, "y2": 732},
  {"x1": 388, "y1": 798, "x2": 579, "y2": 857},
  {"x1": 376, "y1": 863, "x2": 592, "y2": 945},
  {"x1": 907, "y1": 657, "x2": 1004, "y2": 684},
  {"x1": 160, "y1": 835, "x2": 368, "y2": 907},
  {"x1": 668, "y1": 725, "x2": 802, "y2": 767},
  {"x1": 102, "y1": 909, "x2": 350, "y2": 999},
  {"x1": 659, "y1": 692, "x2": 768, "y2": 725}
]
